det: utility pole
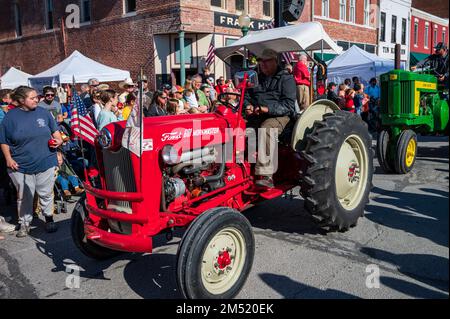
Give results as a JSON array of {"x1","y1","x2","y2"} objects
[{"x1": 274, "y1": 0, "x2": 283, "y2": 27}]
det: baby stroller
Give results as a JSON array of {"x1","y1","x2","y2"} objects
[
  {"x1": 53, "y1": 145, "x2": 85, "y2": 214},
  {"x1": 0, "y1": 153, "x2": 16, "y2": 206}
]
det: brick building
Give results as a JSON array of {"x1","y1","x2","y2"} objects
[
  {"x1": 410, "y1": 7, "x2": 449, "y2": 66},
  {"x1": 311, "y1": 0, "x2": 378, "y2": 58},
  {"x1": 0, "y1": 0, "x2": 278, "y2": 90}
]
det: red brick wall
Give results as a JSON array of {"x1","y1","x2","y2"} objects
[
  {"x1": 0, "y1": 0, "x2": 180, "y2": 90},
  {"x1": 313, "y1": 0, "x2": 378, "y2": 45}
]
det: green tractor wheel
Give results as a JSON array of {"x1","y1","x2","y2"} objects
[
  {"x1": 376, "y1": 129, "x2": 395, "y2": 173},
  {"x1": 394, "y1": 130, "x2": 418, "y2": 174}
]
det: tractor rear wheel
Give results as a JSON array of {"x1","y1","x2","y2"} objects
[
  {"x1": 176, "y1": 207, "x2": 255, "y2": 299},
  {"x1": 71, "y1": 194, "x2": 121, "y2": 260},
  {"x1": 300, "y1": 111, "x2": 373, "y2": 231},
  {"x1": 394, "y1": 130, "x2": 417, "y2": 174},
  {"x1": 376, "y1": 129, "x2": 395, "y2": 173}
]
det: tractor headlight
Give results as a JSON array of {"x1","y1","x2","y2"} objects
[
  {"x1": 162, "y1": 145, "x2": 179, "y2": 165},
  {"x1": 98, "y1": 128, "x2": 112, "y2": 149}
]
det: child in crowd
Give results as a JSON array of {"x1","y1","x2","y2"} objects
[
  {"x1": 183, "y1": 89, "x2": 199, "y2": 109},
  {"x1": 344, "y1": 89, "x2": 356, "y2": 113},
  {"x1": 56, "y1": 151, "x2": 84, "y2": 199}
]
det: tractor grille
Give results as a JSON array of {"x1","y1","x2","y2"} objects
[
  {"x1": 102, "y1": 147, "x2": 136, "y2": 210},
  {"x1": 400, "y1": 81, "x2": 413, "y2": 115}
]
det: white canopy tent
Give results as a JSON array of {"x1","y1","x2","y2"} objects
[
  {"x1": 0, "y1": 67, "x2": 32, "y2": 89},
  {"x1": 28, "y1": 50, "x2": 130, "y2": 91},
  {"x1": 327, "y1": 45, "x2": 405, "y2": 85},
  {"x1": 215, "y1": 22, "x2": 342, "y2": 61}
]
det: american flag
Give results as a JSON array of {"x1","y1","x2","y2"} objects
[
  {"x1": 206, "y1": 35, "x2": 215, "y2": 67},
  {"x1": 70, "y1": 89, "x2": 99, "y2": 145},
  {"x1": 264, "y1": 20, "x2": 296, "y2": 64}
]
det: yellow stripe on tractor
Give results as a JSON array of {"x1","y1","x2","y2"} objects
[{"x1": 414, "y1": 81, "x2": 437, "y2": 115}]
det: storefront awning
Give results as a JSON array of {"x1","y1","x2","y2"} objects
[
  {"x1": 313, "y1": 52, "x2": 337, "y2": 62},
  {"x1": 410, "y1": 52, "x2": 430, "y2": 66}
]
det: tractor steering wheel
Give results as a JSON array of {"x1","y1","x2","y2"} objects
[{"x1": 217, "y1": 92, "x2": 241, "y2": 113}]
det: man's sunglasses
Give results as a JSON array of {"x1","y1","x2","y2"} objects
[{"x1": 45, "y1": 94, "x2": 55, "y2": 97}]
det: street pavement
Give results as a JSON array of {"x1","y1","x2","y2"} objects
[{"x1": 0, "y1": 136, "x2": 448, "y2": 299}]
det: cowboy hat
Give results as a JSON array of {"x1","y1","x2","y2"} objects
[{"x1": 119, "y1": 78, "x2": 136, "y2": 89}]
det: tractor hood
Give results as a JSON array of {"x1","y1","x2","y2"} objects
[{"x1": 103, "y1": 113, "x2": 232, "y2": 153}]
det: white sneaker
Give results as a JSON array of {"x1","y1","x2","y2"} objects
[{"x1": 0, "y1": 217, "x2": 16, "y2": 233}]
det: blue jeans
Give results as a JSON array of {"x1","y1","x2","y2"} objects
[{"x1": 57, "y1": 175, "x2": 79, "y2": 191}]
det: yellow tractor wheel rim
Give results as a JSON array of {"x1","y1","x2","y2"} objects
[{"x1": 405, "y1": 138, "x2": 416, "y2": 167}]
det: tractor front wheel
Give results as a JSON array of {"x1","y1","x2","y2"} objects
[
  {"x1": 176, "y1": 207, "x2": 255, "y2": 299},
  {"x1": 394, "y1": 130, "x2": 417, "y2": 174},
  {"x1": 71, "y1": 194, "x2": 121, "y2": 260},
  {"x1": 300, "y1": 111, "x2": 373, "y2": 231}
]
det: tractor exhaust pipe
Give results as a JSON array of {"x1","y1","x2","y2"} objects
[{"x1": 395, "y1": 43, "x2": 401, "y2": 70}]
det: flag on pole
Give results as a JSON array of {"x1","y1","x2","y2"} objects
[
  {"x1": 264, "y1": 20, "x2": 295, "y2": 64},
  {"x1": 70, "y1": 89, "x2": 99, "y2": 146},
  {"x1": 122, "y1": 89, "x2": 144, "y2": 157},
  {"x1": 206, "y1": 34, "x2": 215, "y2": 67}
]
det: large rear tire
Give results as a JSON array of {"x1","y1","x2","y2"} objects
[
  {"x1": 176, "y1": 207, "x2": 255, "y2": 299},
  {"x1": 376, "y1": 129, "x2": 395, "y2": 173},
  {"x1": 394, "y1": 130, "x2": 417, "y2": 174},
  {"x1": 71, "y1": 194, "x2": 121, "y2": 260},
  {"x1": 300, "y1": 111, "x2": 373, "y2": 231}
]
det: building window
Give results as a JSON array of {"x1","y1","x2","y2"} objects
[
  {"x1": 443, "y1": 30, "x2": 447, "y2": 43},
  {"x1": 211, "y1": 0, "x2": 224, "y2": 8},
  {"x1": 364, "y1": 0, "x2": 370, "y2": 25},
  {"x1": 124, "y1": 0, "x2": 136, "y2": 13},
  {"x1": 322, "y1": 0, "x2": 329, "y2": 18},
  {"x1": 391, "y1": 15, "x2": 397, "y2": 43},
  {"x1": 263, "y1": 0, "x2": 272, "y2": 17},
  {"x1": 349, "y1": 0, "x2": 355, "y2": 23},
  {"x1": 433, "y1": 28, "x2": 438, "y2": 47},
  {"x1": 339, "y1": 0, "x2": 346, "y2": 21},
  {"x1": 236, "y1": 0, "x2": 244, "y2": 11},
  {"x1": 81, "y1": 0, "x2": 91, "y2": 23},
  {"x1": 414, "y1": 21, "x2": 418, "y2": 46},
  {"x1": 14, "y1": 2, "x2": 22, "y2": 37},
  {"x1": 401, "y1": 18, "x2": 407, "y2": 45},
  {"x1": 424, "y1": 24, "x2": 429, "y2": 48},
  {"x1": 44, "y1": 0, "x2": 54, "y2": 30},
  {"x1": 380, "y1": 12, "x2": 386, "y2": 42},
  {"x1": 175, "y1": 38, "x2": 193, "y2": 65}
]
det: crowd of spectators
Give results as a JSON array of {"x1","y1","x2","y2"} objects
[
  {"x1": 325, "y1": 76, "x2": 381, "y2": 131},
  {"x1": 0, "y1": 68, "x2": 238, "y2": 239}
]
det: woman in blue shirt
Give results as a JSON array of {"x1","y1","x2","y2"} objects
[
  {"x1": 0, "y1": 86, "x2": 63, "y2": 237},
  {"x1": 97, "y1": 90, "x2": 121, "y2": 130}
]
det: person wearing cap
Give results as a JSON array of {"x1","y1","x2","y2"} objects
[
  {"x1": 38, "y1": 86, "x2": 62, "y2": 119},
  {"x1": 170, "y1": 85, "x2": 188, "y2": 113},
  {"x1": 119, "y1": 78, "x2": 136, "y2": 104},
  {"x1": 414, "y1": 42, "x2": 449, "y2": 86},
  {"x1": 82, "y1": 78, "x2": 100, "y2": 109},
  {"x1": 141, "y1": 75, "x2": 153, "y2": 105},
  {"x1": 293, "y1": 54, "x2": 311, "y2": 111},
  {"x1": 244, "y1": 48, "x2": 296, "y2": 188},
  {"x1": 161, "y1": 83, "x2": 172, "y2": 97}
]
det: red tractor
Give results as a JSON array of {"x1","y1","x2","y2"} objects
[{"x1": 71, "y1": 23, "x2": 373, "y2": 299}]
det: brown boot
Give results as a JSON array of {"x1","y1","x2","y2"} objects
[
  {"x1": 74, "y1": 187, "x2": 85, "y2": 195},
  {"x1": 255, "y1": 175, "x2": 274, "y2": 188}
]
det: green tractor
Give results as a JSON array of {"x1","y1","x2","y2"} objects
[{"x1": 377, "y1": 69, "x2": 449, "y2": 174}]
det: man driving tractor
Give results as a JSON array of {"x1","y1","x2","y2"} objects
[
  {"x1": 414, "y1": 42, "x2": 449, "y2": 87},
  {"x1": 243, "y1": 48, "x2": 297, "y2": 188}
]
